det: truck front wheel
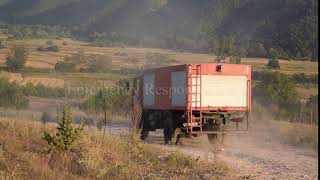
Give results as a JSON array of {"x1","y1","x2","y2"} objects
[{"x1": 140, "y1": 127, "x2": 149, "y2": 140}]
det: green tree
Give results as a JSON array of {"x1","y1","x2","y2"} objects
[
  {"x1": 214, "y1": 36, "x2": 228, "y2": 62},
  {"x1": 0, "y1": 40, "x2": 5, "y2": 49},
  {"x1": 253, "y1": 72, "x2": 298, "y2": 119},
  {"x1": 42, "y1": 105, "x2": 84, "y2": 151},
  {"x1": 6, "y1": 46, "x2": 28, "y2": 72},
  {"x1": 0, "y1": 77, "x2": 29, "y2": 109},
  {"x1": 54, "y1": 61, "x2": 76, "y2": 72},
  {"x1": 86, "y1": 55, "x2": 112, "y2": 72},
  {"x1": 81, "y1": 90, "x2": 114, "y2": 134},
  {"x1": 267, "y1": 48, "x2": 280, "y2": 69}
]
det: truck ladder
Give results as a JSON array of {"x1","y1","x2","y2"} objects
[{"x1": 187, "y1": 64, "x2": 203, "y2": 132}]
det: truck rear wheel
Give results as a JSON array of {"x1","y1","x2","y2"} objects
[
  {"x1": 208, "y1": 134, "x2": 218, "y2": 144},
  {"x1": 207, "y1": 124, "x2": 224, "y2": 144},
  {"x1": 163, "y1": 112, "x2": 173, "y2": 144}
]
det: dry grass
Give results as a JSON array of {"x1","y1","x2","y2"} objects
[
  {"x1": 0, "y1": 39, "x2": 317, "y2": 74},
  {"x1": 296, "y1": 85, "x2": 318, "y2": 99},
  {"x1": 0, "y1": 71, "x2": 65, "y2": 88},
  {"x1": 250, "y1": 117, "x2": 318, "y2": 151},
  {"x1": 276, "y1": 121, "x2": 318, "y2": 150},
  {"x1": 0, "y1": 119, "x2": 236, "y2": 179}
]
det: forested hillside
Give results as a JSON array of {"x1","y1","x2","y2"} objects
[{"x1": 0, "y1": 0, "x2": 318, "y2": 60}]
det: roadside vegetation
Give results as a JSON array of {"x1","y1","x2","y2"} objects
[{"x1": 0, "y1": 118, "x2": 234, "y2": 179}]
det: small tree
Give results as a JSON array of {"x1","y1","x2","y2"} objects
[
  {"x1": 86, "y1": 55, "x2": 112, "y2": 72},
  {"x1": 41, "y1": 112, "x2": 51, "y2": 124},
  {"x1": 267, "y1": 59, "x2": 280, "y2": 69},
  {"x1": 46, "y1": 40, "x2": 54, "y2": 46},
  {"x1": 81, "y1": 90, "x2": 113, "y2": 134},
  {"x1": 42, "y1": 105, "x2": 84, "y2": 151},
  {"x1": 0, "y1": 40, "x2": 5, "y2": 49},
  {"x1": 54, "y1": 61, "x2": 76, "y2": 72},
  {"x1": 6, "y1": 46, "x2": 28, "y2": 72},
  {"x1": 214, "y1": 36, "x2": 228, "y2": 63},
  {"x1": 267, "y1": 48, "x2": 280, "y2": 69},
  {"x1": 0, "y1": 77, "x2": 29, "y2": 109}
]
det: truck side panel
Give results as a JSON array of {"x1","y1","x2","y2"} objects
[{"x1": 171, "y1": 71, "x2": 186, "y2": 106}]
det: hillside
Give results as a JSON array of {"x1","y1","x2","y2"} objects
[{"x1": 0, "y1": 0, "x2": 317, "y2": 59}]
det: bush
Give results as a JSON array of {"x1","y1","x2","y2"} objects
[
  {"x1": 248, "y1": 43, "x2": 267, "y2": 58},
  {"x1": 41, "y1": 112, "x2": 52, "y2": 124},
  {"x1": 145, "y1": 52, "x2": 176, "y2": 66},
  {"x1": 114, "y1": 52, "x2": 128, "y2": 57},
  {"x1": 46, "y1": 45, "x2": 59, "y2": 52},
  {"x1": 267, "y1": 59, "x2": 280, "y2": 69},
  {"x1": 23, "y1": 83, "x2": 67, "y2": 98},
  {"x1": 290, "y1": 73, "x2": 318, "y2": 84},
  {"x1": 42, "y1": 105, "x2": 84, "y2": 151},
  {"x1": 229, "y1": 55, "x2": 241, "y2": 64},
  {"x1": 0, "y1": 77, "x2": 29, "y2": 109},
  {"x1": 0, "y1": 40, "x2": 5, "y2": 49},
  {"x1": 127, "y1": 56, "x2": 140, "y2": 64},
  {"x1": 37, "y1": 45, "x2": 59, "y2": 52},
  {"x1": 253, "y1": 72, "x2": 298, "y2": 119},
  {"x1": 6, "y1": 46, "x2": 28, "y2": 72},
  {"x1": 37, "y1": 46, "x2": 46, "y2": 51},
  {"x1": 55, "y1": 61, "x2": 77, "y2": 72},
  {"x1": 85, "y1": 55, "x2": 112, "y2": 72},
  {"x1": 46, "y1": 40, "x2": 54, "y2": 45}
]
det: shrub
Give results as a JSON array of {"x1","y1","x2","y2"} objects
[
  {"x1": 23, "y1": 83, "x2": 67, "y2": 98},
  {"x1": 6, "y1": 46, "x2": 28, "y2": 72},
  {"x1": 127, "y1": 56, "x2": 140, "y2": 64},
  {"x1": 267, "y1": 59, "x2": 280, "y2": 69},
  {"x1": 86, "y1": 55, "x2": 112, "y2": 72},
  {"x1": 267, "y1": 48, "x2": 280, "y2": 69},
  {"x1": 62, "y1": 41, "x2": 68, "y2": 46},
  {"x1": 248, "y1": 43, "x2": 267, "y2": 58},
  {"x1": 46, "y1": 45, "x2": 59, "y2": 52},
  {"x1": 0, "y1": 40, "x2": 5, "y2": 49},
  {"x1": 42, "y1": 105, "x2": 84, "y2": 151},
  {"x1": 37, "y1": 46, "x2": 46, "y2": 51},
  {"x1": 55, "y1": 61, "x2": 76, "y2": 72},
  {"x1": 229, "y1": 55, "x2": 241, "y2": 64},
  {"x1": 253, "y1": 72, "x2": 299, "y2": 119},
  {"x1": 41, "y1": 112, "x2": 52, "y2": 124},
  {"x1": 114, "y1": 52, "x2": 128, "y2": 57},
  {"x1": 0, "y1": 77, "x2": 29, "y2": 109},
  {"x1": 145, "y1": 52, "x2": 176, "y2": 66},
  {"x1": 37, "y1": 45, "x2": 59, "y2": 52},
  {"x1": 46, "y1": 40, "x2": 54, "y2": 45}
]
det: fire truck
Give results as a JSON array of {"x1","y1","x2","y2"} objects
[{"x1": 132, "y1": 64, "x2": 251, "y2": 144}]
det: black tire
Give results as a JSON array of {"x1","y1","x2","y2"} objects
[
  {"x1": 208, "y1": 134, "x2": 218, "y2": 144},
  {"x1": 207, "y1": 124, "x2": 224, "y2": 144},
  {"x1": 163, "y1": 113, "x2": 173, "y2": 144},
  {"x1": 140, "y1": 127, "x2": 149, "y2": 140}
]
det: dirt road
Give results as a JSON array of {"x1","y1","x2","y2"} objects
[{"x1": 142, "y1": 129, "x2": 318, "y2": 180}]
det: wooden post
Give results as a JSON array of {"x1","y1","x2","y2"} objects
[
  {"x1": 310, "y1": 102, "x2": 313, "y2": 125},
  {"x1": 299, "y1": 100, "x2": 303, "y2": 124}
]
